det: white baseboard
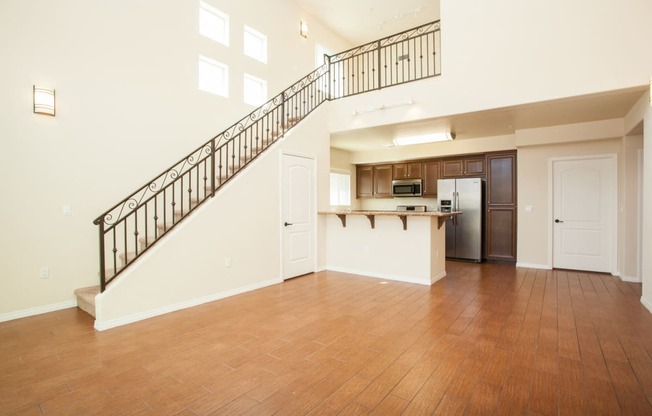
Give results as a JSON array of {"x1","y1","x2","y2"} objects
[
  {"x1": 94, "y1": 278, "x2": 282, "y2": 331},
  {"x1": 620, "y1": 275, "x2": 642, "y2": 283},
  {"x1": 431, "y1": 270, "x2": 447, "y2": 285},
  {"x1": 641, "y1": 296, "x2": 652, "y2": 314},
  {"x1": 515, "y1": 262, "x2": 551, "y2": 270},
  {"x1": 0, "y1": 300, "x2": 77, "y2": 323},
  {"x1": 325, "y1": 266, "x2": 434, "y2": 286}
]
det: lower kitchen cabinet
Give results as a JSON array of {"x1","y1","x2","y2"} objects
[{"x1": 486, "y1": 207, "x2": 516, "y2": 261}]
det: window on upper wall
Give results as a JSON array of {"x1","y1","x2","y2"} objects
[
  {"x1": 243, "y1": 73, "x2": 267, "y2": 106},
  {"x1": 243, "y1": 25, "x2": 267, "y2": 63},
  {"x1": 199, "y1": 1, "x2": 229, "y2": 46},
  {"x1": 198, "y1": 55, "x2": 228, "y2": 97},
  {"x1": 330, "y1": 172, "x2": 351, "y2": 206}
]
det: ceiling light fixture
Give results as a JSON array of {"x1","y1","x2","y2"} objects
[{"x1": 393, "y1": 132, "x2": 455, "y2": 146}]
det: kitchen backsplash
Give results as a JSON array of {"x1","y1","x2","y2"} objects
[{"x1": 358, "y1": 196, "x2": 439, "y2": 212}]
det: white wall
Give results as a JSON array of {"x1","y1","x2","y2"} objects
[
  {"x1": 620, "y1": 135, "x2": 644, "y2": 281},
  {"x1": 96, "y1": 106, "x2": 331, "y2": 328},
  {"x1": 0, "y1": 0, "x2": 349, "y2": 317},
  {"x1": 328, "y1": 0, "x2": 652, "y2": 134},
  {"x1": 642, "y1": 105, "x2": 652, "y2": 310}
]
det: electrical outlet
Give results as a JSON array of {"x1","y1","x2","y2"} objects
[
  {"x1": 62, "y1": 205, "x2": 71, "y2": 216},
  {"x1": 225, "y1": 257, "x2": 232, "y2": 268},
  {"x1": 40, "y1": 267, "x2": 49, "y2": 279}
]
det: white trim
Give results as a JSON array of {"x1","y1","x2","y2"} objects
[
  {"x1": 621, "y1": 275, "x2": 642, "y2": 283},
  {"x1": 548, "y1": 154, "x2": 618, "y2": 274},
  {"x1": 325, "y1": 266, "x2": 435, "y2": 286},
  {"x1": 94, "y1": 278, "x2": 282, "y2": 331},
  {"x1": 641, "y1": 296, "x2": 652, "y2": 314},
  {"x1": 637, "y1": 149, "x2": 644, "y2": 282},
  {"x1": 0, "y1": 300, "x2": 76, "y2": 323},
  {"x1": 516, "y1": 262, "x2": 551, "y2": 270}
]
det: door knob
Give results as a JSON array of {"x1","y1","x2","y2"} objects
[
  {"x1": 555, "y1": 219, "x2": 563, "y2": 223},
  {"x1": 284, "y1": 222, "x2": 293, "y2": 226}
]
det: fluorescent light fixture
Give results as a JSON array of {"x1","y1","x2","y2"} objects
[
  {"x1": 300, "y1": 21, "x2": 308, "y2": 38},
  {"x1": 393, "y1": 132, "x2": 454, "y2": 146},
  {"x1": 33, "y1": 85, "x2": 55, "y2": 116}
]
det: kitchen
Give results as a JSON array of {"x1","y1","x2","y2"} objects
[{"x1": 323, "y1": 142, "x2": 517, "y2": 285}]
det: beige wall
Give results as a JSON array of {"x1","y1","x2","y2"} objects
[
  {"x1": 2, "y1": 0, "x2": 651, "y2": 321},
  {"x1": 96, "y1": 107, "x2": 331, "y2": 328},
  {"x1": 517, "y1": 137, "x2": 622, "y2": 269},
  {"x1": 620, "y1": 135, "x2": 644, "y2": 281},
  {"x1": 0, "y1": 0, "x2": 349, "y2": 317}
]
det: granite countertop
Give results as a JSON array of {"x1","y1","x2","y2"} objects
[{"x1": 319, "y1": 210, "x2": 460, "y2": 217}]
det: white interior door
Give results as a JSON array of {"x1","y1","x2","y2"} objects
[
  {"x1": 281, "y1": 154, "x2": 315, "y2": 279},
  {"x1": 552, "y1": 156, "x2": 615, "y2": 273}
]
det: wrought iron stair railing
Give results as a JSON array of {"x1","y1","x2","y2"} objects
[{"x1": 93, "y1": 20, "x2": 441, "y2": 292}]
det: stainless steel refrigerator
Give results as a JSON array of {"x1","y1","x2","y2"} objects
[{"x1": 437, "y1": 178, "x2": 484, "y2": 262}]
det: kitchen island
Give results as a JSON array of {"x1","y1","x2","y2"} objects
[{"x1": 320, "y1": 210, "x2": 459, "y2": 286}]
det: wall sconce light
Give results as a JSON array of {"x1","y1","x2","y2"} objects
[
  {"x1": 33, "y1": 85, "x2": 55, "y2": 116},
  {"x1": 300, "y1": 21, "x2": 308, "y2": 38}
]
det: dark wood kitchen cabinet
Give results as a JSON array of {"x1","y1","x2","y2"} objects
[
  {"x1": 422, "y1": 161, "x2": 440, "y2": 197},
  {"x1": 356, "y1": 164, "x2": 392, "y2": 198},
  {"x1": 485, "y1": 152, "x2": 517, "y2": 262},
  {"x1": 393, "y1": 162, "x2": 422, "y2": 180},
  {"x1": 373, "y1": 164, "x2": 393, "y2": 198},
  {"x1": 441, "y1": 156, "x2": 485, "y2": 178},
  {"x1": 356, "y1": 165, "x2": 373, "y2": 198}
]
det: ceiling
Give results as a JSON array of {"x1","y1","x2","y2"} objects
[
  {"x1": 293, "y1": 0, "x2": 439, "y2": 45},
  {"x1": 292, "y1": 1, "x2": 646, "y2": 153},
  {"x1": 330, "y1": 87, "x2": 647, "y2": 152}
]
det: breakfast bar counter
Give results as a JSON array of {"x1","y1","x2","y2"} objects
[{"x1": 320, "y1": 210, "x2": 460, "y2": 286}]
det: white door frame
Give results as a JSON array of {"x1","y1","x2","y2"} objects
[
  {"x1": 547, "y1": 154, "x2": 618, "y2": 274},
  {"x1": 279, "y1": 151, "x2": 318, "y2": 280},
  {"x1": 638, "y1": 148, "x2": 644, "y2": 281}
]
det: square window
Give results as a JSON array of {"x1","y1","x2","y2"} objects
[
  {"x1": 244, "y1": 25, "x2": 267, "y2": 63},
  {"x1": 330, "y1": 172, "x2": 351, "y2": 206},
  {"x1": 198, "y1": 55, "x2": 228, "y2": 97},
  {"x1": 199, "y1": 1, "x2": 229, "y2": 46},
  {"x1": 243, "y1": 73, "x2": 267, "y2": 106}
]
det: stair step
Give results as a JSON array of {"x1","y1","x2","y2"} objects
[
  {"x1": 119, "y1": 251, "x2": 138, "y2": 266},
  {"x1": 74, "y1": 286, "x2": 100, "y2": 318},
  {"x1": 138, "y1": 236, "x2": 157, "y2": 250}
]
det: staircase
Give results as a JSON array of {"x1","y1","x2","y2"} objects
[{"x1": 76, "y1": 21, "x2": 442, "y2": 319}]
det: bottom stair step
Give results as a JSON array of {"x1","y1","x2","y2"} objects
[{"x1": 74, "y1": 285, "x2": 100, "y2": 318}]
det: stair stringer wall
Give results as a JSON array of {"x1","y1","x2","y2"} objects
[{"x1": 94, "y1": 103, "x2": 332, "y2": 331}]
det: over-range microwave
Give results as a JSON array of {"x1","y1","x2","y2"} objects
[{"x1": 392, "y1": 179, "x2": 422, "y2": 197}]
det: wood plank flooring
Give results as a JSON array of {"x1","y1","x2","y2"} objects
[{"x1": 2, "y1": 262, "x2": 652, "y2": 415}]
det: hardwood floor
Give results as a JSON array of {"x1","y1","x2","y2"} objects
[{"x1": 2, "y1": 262, "x2": 652, "y2": 415}]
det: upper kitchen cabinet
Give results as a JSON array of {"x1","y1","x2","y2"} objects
[
  {"x1": 356, "y1": 165, "x2": 373, "y2": 198},
  {"x1": 441, "y1": 156, "x2": 486, "y2": 178},
  {"x1": 356, "y1": 164, "x2": 392, "y2": 198},
  {"x1": 422, "y1": 161, "x2": 440, "y2": 197},
  {"x1": 486, "y1": 152, "x2": 516, "y2": 205},
  {"x1": 393, "y1": 162, "x2": 422, "y2": 180},
  {"x1": 373, "y1": 165, "x2": 393, "y2": 198}
]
